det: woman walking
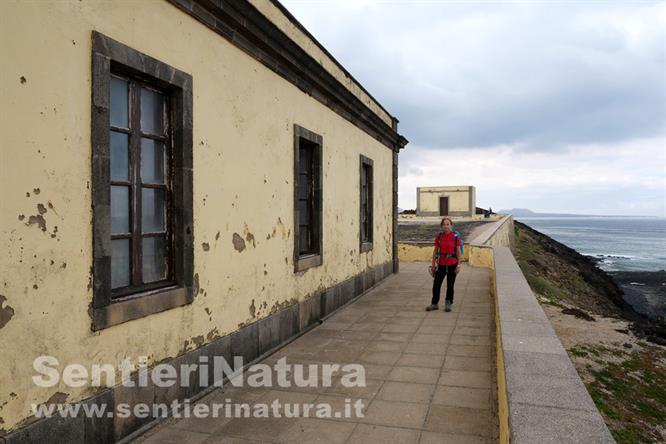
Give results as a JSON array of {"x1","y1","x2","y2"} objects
[{"x1": 426, "y1": 217, "x2": 462, "y2": 312}]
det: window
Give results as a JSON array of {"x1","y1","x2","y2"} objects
[
  {"x1": 360, "y1": 155, "x2": 373, "y2": 252},
  {"x1": 91, "y1": 32, "x2": 193, "y2": 330},
  {"x1": 293, "y1": 125, "x2": 323, "y2": 272},
  {"x1": 110, "y1": 76, "x2": 172, "y2": 295}
]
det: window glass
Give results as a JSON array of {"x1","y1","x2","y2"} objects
[
  {"x1": 360, "y1": 161, "x2": 373, "y2": 244},
  {"x1": 140, "y1": 88, "x2": 164, "y2": 135},
  {"x1": 110, "y1": 132, "x2": 129, "y2": 180},
  {"x1": 141, "y1": 138, "x2": 166, "y2": 184},
  {"x1": 298, "y1": 174, "x2": 310, "y2": 200},
  {"x1": 110, "y1": 186, "x2": 130, "y2": 234},
  {"x1": 298, "y1": 200, "x2": 310, "y2": 226},
  {"x1": 111, "y1": 239, "x2": 130, "y2": 288},
  {"x1": 110, "y1": 77, "x2": 128, "y2": 128},
  {"x1": 299, "y1": 145, "x2": 311, "y2": 174},
  {"x1": 143, "y1": 237, "x2": 167, "y2": 282},
  {"x1": 299, "y1": 229, "x2": 311, "y2": 254},
  {"x1": 142, "y1": 188, "x2": 166, "y2": 232}
]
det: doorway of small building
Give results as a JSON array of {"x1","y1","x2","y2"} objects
[{"x1": 439, "y1": 197, "x2": 449, "y2": 216}]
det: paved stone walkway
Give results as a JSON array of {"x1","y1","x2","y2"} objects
[{"x1": 134, "y1": 262, "x2": 497, "y2": 443}]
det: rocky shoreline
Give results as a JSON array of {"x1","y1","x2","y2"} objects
[
  {"x1": 514, "y1": 221, "x2": 666, "y2": 345},
  {"x1": 608, "y1": 270, "x2": 666, "y2": 321},
  {"x1": 514, "y1": 221, "x2": 666, "y2": 442},
  {"x1": 585, "y1": 255, "x2": 666, "y2": 321}
]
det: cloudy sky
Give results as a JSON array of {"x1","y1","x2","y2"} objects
[{"x1": 281, "y1": 0, "x2": 666, "y2": 216}]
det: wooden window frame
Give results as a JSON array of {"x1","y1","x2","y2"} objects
[
  {"x1": 91, "y1": 31, "x2": 193, "y2": 331},
  {"x1": 359, "y1": 155, "x2": 374, "y2": 253},
  {"x1": 110, "y1": 75, "x2": 173, "y2": 298},
  {"x1": 293, "y1": 125, "x2": 323, "y2": 272}
]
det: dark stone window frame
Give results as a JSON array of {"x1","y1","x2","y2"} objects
[
  {"x1": 359, "y1": 155, "x2": 374, "y2": 253},
  {"x1": 91, "y1": 31, "x2": 193, "y2": 331},
  {"x1": 293, "y1": 124, "x2": 323, "y2": 273}
]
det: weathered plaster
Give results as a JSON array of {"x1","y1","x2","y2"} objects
[
  {"x1": 247, "y1": 0, "x2": 394, "y2": 128},
  {"x1": 0, "y1": 295, "x2": 15, "y2": 329},
  {"x1": 0, "y1": 0, "x2": 395, "y2": 432}
]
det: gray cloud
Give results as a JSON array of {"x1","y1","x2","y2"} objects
[{"x1": 283, "y1": 1, "x2": 666, "y2": 151}]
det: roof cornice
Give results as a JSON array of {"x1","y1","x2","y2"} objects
[{"x1": 167, "y1": 0, "x2": 408, "y2": 151}]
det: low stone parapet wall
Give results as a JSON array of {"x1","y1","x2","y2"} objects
[
  {"x1": 396, "y1": 215, "x2": 513, "y2": 264},
  {"x1": 492, "y1": 246, "x2": 615, "y2": 443},
  {"x1": 449, "y1": 215, "x2": 614, "y2": 442},
  {"x1": 397, "y1": 214, "x2": 614, "y2": 441},
  {"x1": 466, "y1": 215, "x2": 513, "y2": 269},
  {"x1": 398, "y1": 242, "x2": 471, "y2": 263}
]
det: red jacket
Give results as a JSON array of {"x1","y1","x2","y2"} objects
[{"x1": 435, "y1": 232, "x2": 460, "y2": 266}]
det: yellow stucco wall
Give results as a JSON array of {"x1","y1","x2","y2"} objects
[
  {"x1": 0, "y1": 0, "x2": 395, "y2": 432},
  {"x1": 483, "y1": 217, "x2": 515, "y2": 249},
  {"x1": 491, "y1": 271, "x2": 510, "y2": 444},
  {"x1": 468, "y1": 246, "x2": 495, "y2": 268},
  {"x1": 398, "y1": 243, "x2": 433, "y2": 262},
  {"x1": 471, "y1": 218, "x2": 512, "y2": 443},
  {"x1": 398, "y1": 242, "x2": 470, "y2": 263},
  {"x1": 247, "y1": 0, "x2": 393, "y2": 129}
]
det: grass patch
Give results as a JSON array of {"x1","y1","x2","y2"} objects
[
  {"x1": 568, "y1": 346, "x2": 589, "y2": 358},
  {"x1": 581, "y1": 346, "x2": 666, "y2": 443},
  {"x1": 514, "y1": 227, "x2": 572, "y2": 306},
  {"x1": 525, "y1": 274, "x2": 567, "y2": 305}
]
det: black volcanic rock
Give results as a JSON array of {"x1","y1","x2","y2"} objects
[
  {"x1": 515, "y1": 221, "x2": 626, "y2": 314},
  {"x1": 515, "y1": 221, "x2": 666, "y2": 344}
]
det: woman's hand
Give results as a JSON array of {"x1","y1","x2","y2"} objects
[{"x1": 454, "y1": 264, "x2": 461, "y2": 275}]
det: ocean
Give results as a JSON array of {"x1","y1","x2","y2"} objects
[
  {"x1": 516, "y1": 217, "x2": 666, "y2": 272},
  {"x1": 517, "y1": 216, "x2": 666, "y2": 319}
]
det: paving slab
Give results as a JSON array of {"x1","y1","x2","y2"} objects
[
  {"x1": 419, "y1": 431, "x2": 491, "y2": 444},
  {"x1": 438, "y1": 370, "x2": 492, "y2": 389},
  {"x1": 376, "y1": 381, "x2": 436, "y2": 403},
  {"x1": 396, "y1": 353, "x2": 445, "y2": 368},
  {"x1": 360, "y1": 399, "x2": 429, "y2": 428},
  {"x1": 347, "y1": 424, "x2": 420, "y2": 444},
  {"x1": 133, "y1": 263, "x2": 498, "y2": 443},
  {"x1": 276, "y1": 418, "x2": 356, "y2": 443},
  {"x1": 432, "y1": 386, "x2": 492, "y2": 409},
  {"x1": 424, "y1": 405, "x2": 493, "y2": 437}
]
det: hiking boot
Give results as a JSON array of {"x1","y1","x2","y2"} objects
[
  {"x1": 444, "y1": 301, "x2": 452, "y2": 312},
  {"x1": 425, "y1": 304, "x2": 439, "y2": 311}
]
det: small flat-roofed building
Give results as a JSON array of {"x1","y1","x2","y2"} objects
[{"x1": 416, "y1": 186, "x2": 476, "y2": 217}]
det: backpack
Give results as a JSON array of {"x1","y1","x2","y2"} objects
[{"x1": 435, "y1": 231, "x2": 464, "y2": 262}]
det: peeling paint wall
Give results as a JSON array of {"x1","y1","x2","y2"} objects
[
  {"x1": 467, "y1": 216, "x2": 514, "y2": 269},
  {"x1": 0, "y1": 0, "x2": 395, "y2": 433},
  {"x1": 398, "y1": 243, "x2": 434, "y2": 262},
  {"x1": 398, "y1": 242, "x2": 470, "y2": 263},
  {"x1": 468, "y1": 246, "x2": 495, "y2": 269},
  {"x1": 471, "y1": 216, "x2": 515, "y2": 250},
  {"x1": 483, "y1": 217, "x2": 514, "y2": 249},
  {"x1": 247, "y1": 0, "x2": 394, "y2": 128}
]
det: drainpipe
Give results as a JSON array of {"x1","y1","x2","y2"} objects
[{"x1": 392, "y1": 117, "x2": 407, "y2": 274}]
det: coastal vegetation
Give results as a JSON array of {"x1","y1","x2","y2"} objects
[
  {"x1": 568, "y1": 343, "x2": 665, "y2": 443},
  {"x1": 514, "y1": 221, "x2": 666, "y2": 443}
]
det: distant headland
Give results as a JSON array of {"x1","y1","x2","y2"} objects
[{"x1": 502, "y1": 208, "x2": 615, "y2": 217}]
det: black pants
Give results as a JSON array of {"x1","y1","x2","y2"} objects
[{"x1": 431, "y1": 264, "x2": 457, "y2": 305}]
